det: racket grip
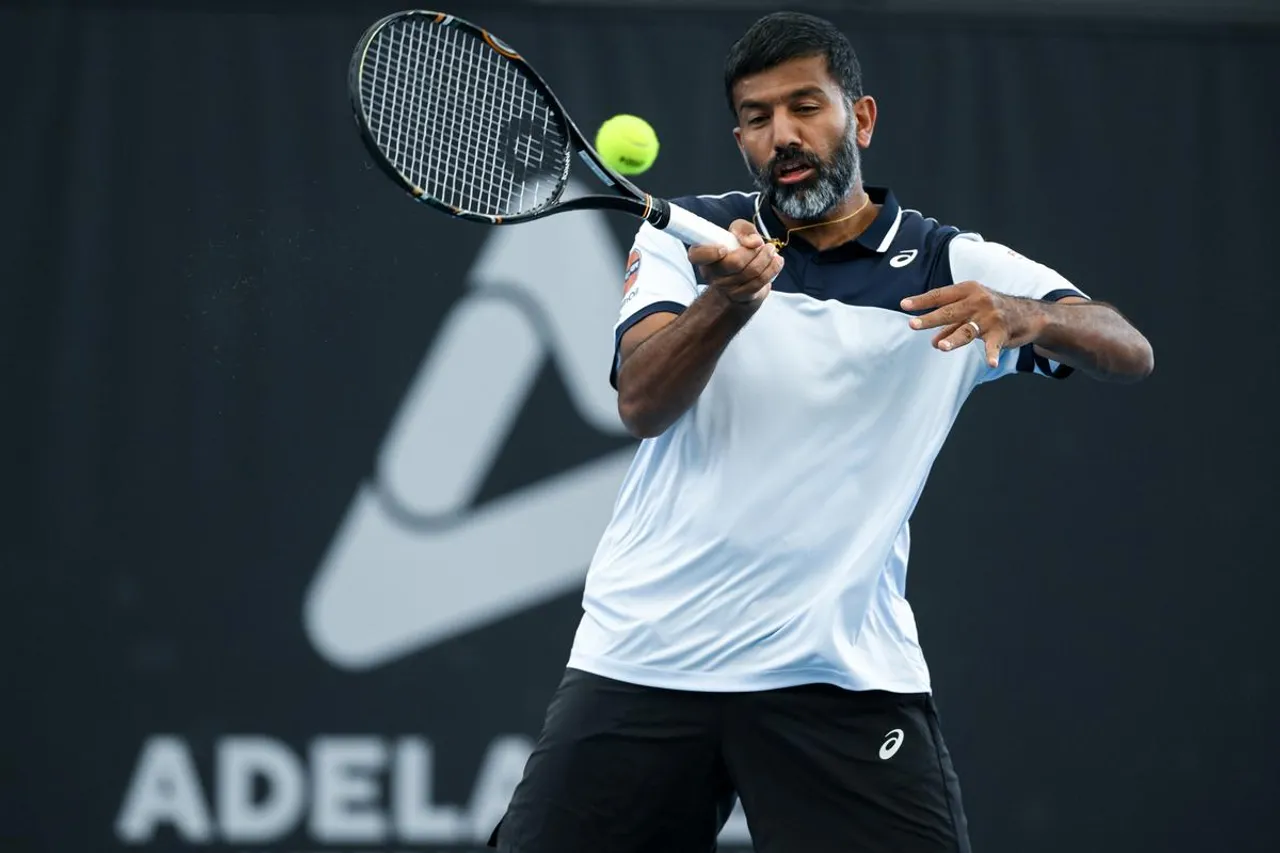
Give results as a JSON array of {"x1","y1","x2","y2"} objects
[{"x1": 661, "y1": 203, "x2": 741, "y2": 249}]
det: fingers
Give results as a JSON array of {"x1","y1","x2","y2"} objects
[
  {"x1": 696, "y1": 240, "x2": 774, "y2": 283},
  {"x1": 903, "y1": 282, "x2": 985, "y2": 330},
  {"x1": 689, "y1": 218, "x2": 781, "y2": 304},
  {"x1": 900, "y1": 282, "x2": 972, "y2": 314},
  {"x1": 909, "y1": 303, "x2": 967, "y2": 331},
  {"x1": 983, "y1": 331, "x2": 1006, "y2": 367},
  {"x1": 728, "y1": 218, "x2": 765, "y2": 247},
  {"x1": 931, "y1": 322, "x2": 963, "y2": 349},
  {"x1": 751, "y1": 248, "x2": 784, "y2": 299},
  {"x1": 740, "y1": 241, "x2": 779, "y2": 283},
  {"x1": 935, "y1": 320, "x2": 980, "y2": 352},
  {"x1": 907, "y1": 283, "x2": 1008, "y2": 364},
  {"x1": 718, "y1": 243, "x2": 782, "y2": 303},
  {"x1": 687, "y1": 243, "x2": 729, "y2": 267},
  {"x1": 688, "y1": 219, "x2": 763, "y2": 267},
  {"x1": 928, "y1": 317, "x2": 1008, "y2": 365},
  {"x1": 685, "y1": 219, "x2": 784, "y2": 308}
]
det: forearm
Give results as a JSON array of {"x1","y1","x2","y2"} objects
[
  {"x1": 1033, "y1": 300, "x2": 1154, "y2": 382},
  {"x1": 616, "y1": 290, "x2": 755, "y2": 438}
]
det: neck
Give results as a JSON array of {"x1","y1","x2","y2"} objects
[{"x1": 773, "y1": 185, "x2": 876, "y2": 252}]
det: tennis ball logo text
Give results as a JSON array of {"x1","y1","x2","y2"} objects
[{"x1": 114, "y1": 735, "x2": 531, "y2": 846}]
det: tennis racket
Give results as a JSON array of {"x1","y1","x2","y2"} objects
[{"x1": 347, "y1": 10, "x2": 740, "y2": 250}]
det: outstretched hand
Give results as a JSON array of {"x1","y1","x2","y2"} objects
[{"x1": 901, "y1": 281, "x2": 1049, "y2": 367}]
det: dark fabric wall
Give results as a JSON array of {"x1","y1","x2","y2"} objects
[{"x1": 3, "y1": 3, "x2": 1276, "y2": 853}]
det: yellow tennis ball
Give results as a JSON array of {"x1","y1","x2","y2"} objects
[{"x1": 595, "y1": 114, "x2": 660, "y2": 176}]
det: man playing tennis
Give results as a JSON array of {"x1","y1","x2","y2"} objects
[{"x1": 490, "y1": 11, "x2": 1153, "y2": 853}]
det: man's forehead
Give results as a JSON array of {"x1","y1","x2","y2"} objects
[{"x1": 734, "y1": 55, "x2": 837, "y2": 104}]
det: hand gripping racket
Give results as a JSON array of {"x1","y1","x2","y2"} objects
[{"x1": 347, "y1": 10, "x2": 740, "y2": 250}]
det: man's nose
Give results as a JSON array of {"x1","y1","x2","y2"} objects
[{"x1": 771, "y1": 113, "x2": 804, "y2": 150}]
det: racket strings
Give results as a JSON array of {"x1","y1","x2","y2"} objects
[{"x1": 359, "y1": 18, "x2": 569, "y2": 217}]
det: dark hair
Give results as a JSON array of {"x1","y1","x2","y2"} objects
[{"x1": 723, "y1": 12, "x2": 863, "y2": 116}]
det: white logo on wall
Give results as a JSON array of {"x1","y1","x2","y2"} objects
[
  {"x1": 114, "y1": 736, "x2": 752, "y2": 847},
  {"x1": 302, "y1": 181, "x2": 639, "y2": 672},
  {"x1": 115, "y1": 735, "x2": 534, "y2": 847},
  {"x1": 114, "y1": 183, "x2": 751, "y2": 848}
]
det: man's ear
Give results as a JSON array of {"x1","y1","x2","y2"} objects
[{"x1": 854, "y1": 95, "x2": 878, "y2": 148}]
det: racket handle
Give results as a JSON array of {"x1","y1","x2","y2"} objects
[{"x1": 660, "y1": 202, "x2": 741, "y2": 250}]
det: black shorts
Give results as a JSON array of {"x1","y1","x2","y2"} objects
[{"x1": 489, "y1": 667, "x2": 971, "y2": 853}]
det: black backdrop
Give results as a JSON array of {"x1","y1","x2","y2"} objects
[{"x1": 4, "y1": 2, "x2": 1277, "y2": 852}]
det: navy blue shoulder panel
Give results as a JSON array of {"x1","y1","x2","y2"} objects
[
  {"x1": 668, "y1": 192, "x2": 760, "y2": 232},
  {"x1": 659, "y1": 196, "x2": 971, "y2": 317},
  {"x1": 769, "y1": 209, "x2": 967, "y2": 314},
  {"x1": 914, "y1": 214, "x2": 967, "y2": 296},
  {"x1": 879, "y1": 210, "x2": 966, "y2": 313}
]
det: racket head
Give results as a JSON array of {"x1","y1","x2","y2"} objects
[{"x1": 348, "y1": 10, "x2": 591, "y2": 225}]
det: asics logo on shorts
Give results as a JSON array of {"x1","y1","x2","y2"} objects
[{"x1": 879, "y1": 728, "x2": 905, "y2": 760}]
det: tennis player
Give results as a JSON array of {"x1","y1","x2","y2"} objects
[{"x1": 490, "y1": 11, "x2": 1153, "y2": 853}]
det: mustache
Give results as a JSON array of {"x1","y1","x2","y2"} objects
[{"x1": 761, "y1": 148, "x2": 823, "y2": 176}]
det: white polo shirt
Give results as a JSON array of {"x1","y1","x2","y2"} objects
[{"x1": 567, "y1": 186, "x2": 1087, "y2": 694}]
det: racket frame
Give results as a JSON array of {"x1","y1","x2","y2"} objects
[{"x1": 348, "y1": 9, "x2": 738, "y2": 248}]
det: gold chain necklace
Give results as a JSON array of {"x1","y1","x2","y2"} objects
[{"x1": 761, "y1": 194, "x2": 873, "y2": 251}]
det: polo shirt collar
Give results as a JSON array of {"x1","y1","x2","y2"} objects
[{"x1": 754, "y1": 186, "x2": 904, "y2": 254}]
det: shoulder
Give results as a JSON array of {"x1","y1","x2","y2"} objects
[
  {"x1": 885, "y1": 203, "x2": 1089, "y2": 302},
  {"x1": 943, "y1": 229, "x2": 1089, "y2": 301},
  {"x1": 669, "y1": 190, "x2": 761, "y2": 229},
  {"x1": 891, "y1": 207, "x2": 968, "y2": 255},
  {"x1": 945, "y1": 230, "x2": 1028, "y2": 268},
  {"x1": 873, "y1": 207, "x2": 970, "y2": 290},
  {"x1": 630, "y1": 189, "x2": 760, "y2": 261}
]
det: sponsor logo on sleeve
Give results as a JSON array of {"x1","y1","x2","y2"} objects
[{"x1": 623, "y1": 248, "x2": 641, "y2": 293}]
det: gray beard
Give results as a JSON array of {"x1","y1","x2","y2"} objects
[{"x1": 748, "y1": 123, "x2": 861, "y2": 223}]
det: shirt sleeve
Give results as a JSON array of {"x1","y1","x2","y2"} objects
[
  {"x1": 946, "y1": 232, "x2": 1090, "y2": 383},
  {"x1": 609, "y1": 221, "x2": 701, "y2": 388}
]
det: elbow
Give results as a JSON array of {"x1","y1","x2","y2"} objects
[
  {"x1": 1108, "y1": 338, "x2": 1154, "y2": 383},
  {"x1": 617, "y1": 394, "x2": 667, "y2": 440},
  {"x1": 1128, "y1": 337, "x2": 1155, "y2": 382},
  {"x1": 1136, "y1": 340, "x2": 1155, "y2": 380}
]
